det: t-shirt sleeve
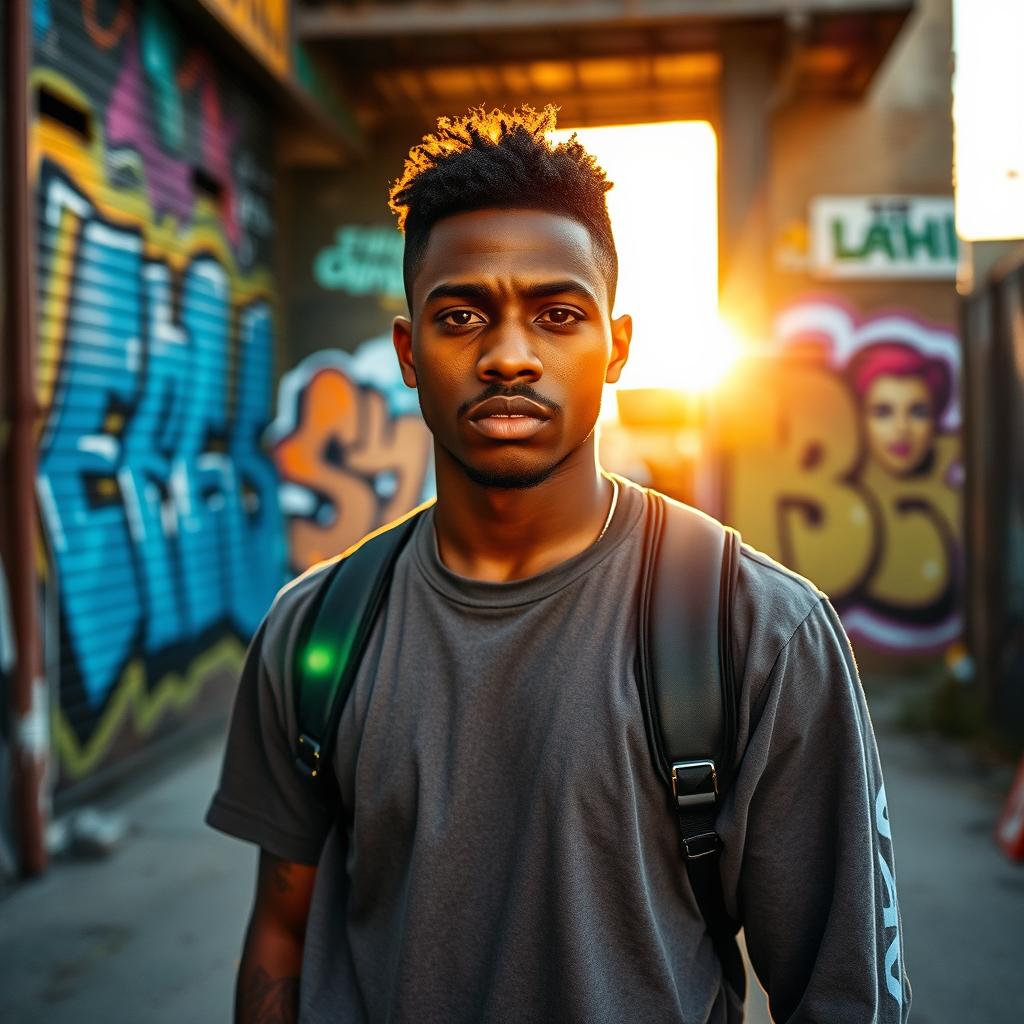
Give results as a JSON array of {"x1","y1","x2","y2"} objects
[
  {"x1": 205, "y1": 589, "x2": 335, "y2": 865},
  {"x1": 724, "y1": 597, "x2": 910, "y2": 1023}
]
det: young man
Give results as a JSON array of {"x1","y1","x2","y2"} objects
[{"x1": 207, "y1": 106, "x2": 909, "y2": 1023}]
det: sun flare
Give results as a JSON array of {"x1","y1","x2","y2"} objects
[{"x1": 549, "y1": 120, "x2": 734, "y2": 407}]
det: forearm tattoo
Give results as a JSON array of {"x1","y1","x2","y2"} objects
[
  {"x1": 240, "y1": 967, "x2": 299, "y2": 1024},
  {"x1": 270, "y1": 859, "x2": 293, "y2": 895}
]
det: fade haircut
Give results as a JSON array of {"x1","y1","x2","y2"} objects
[{"x1": 388, "y1": 105, "x2": 618, "y2": 310}]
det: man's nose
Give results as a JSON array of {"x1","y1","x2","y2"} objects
[{"x1": 476, "y1": 320, "x2": 542, "y2": 383}]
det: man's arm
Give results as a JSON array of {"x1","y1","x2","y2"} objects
[
  {"x1": 725, "y1": 597, "x2": 910, "y2": 1022},
  {"x1": 235, "y1": 852, "x2": 318, "y2": 1024}
]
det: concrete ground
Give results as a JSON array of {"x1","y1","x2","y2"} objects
[{"x1": 0, "y1": 697, "x2": 1022, "y2": 1022}]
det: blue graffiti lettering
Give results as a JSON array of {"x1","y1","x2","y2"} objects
[
  {"x1": 227, "y1": 303, "x2": 287, "y2": 633},
  {"x1": 38, "y1": 186, "x2": 145, "y2": 706},
  {"x1": 36, "y1": 167, "x2": 284, "y2": 708}
]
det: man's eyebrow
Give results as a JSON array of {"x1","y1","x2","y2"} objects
[
  {"x1": 423, "y1": 282, "x2": 493, "y2": 305},
  {"x1": 422, "y1": 280, "x2": 600, "y2": 307},
  {"x1": 520, "y1": 280, "x2": 599, "y2": 305}
]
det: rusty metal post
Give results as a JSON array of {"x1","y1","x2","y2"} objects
[{"x1": 4, "y1": 0, "x2": 49, "y2": 876}]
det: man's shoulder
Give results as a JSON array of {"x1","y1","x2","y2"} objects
[
  {"x1": 257, "y1": 557, "x2": 341, "y2": 682},
  {"x1": 643, "y1": 485, "x2": 823, "y2": 630},
  {"x1": 731, "y1": 540, "x2": 827, "y2": 681},
  {"x1": 263, "y1": 503, "x2": 435, "y2": 661},
  {"x1": 736, "y1": 542, "x2": 824, "y2": 625}
]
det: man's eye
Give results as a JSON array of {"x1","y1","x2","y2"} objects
[
  {"x1": 537, "y1": 307, "x2": 582, "y2": 326},
  {"x1": 440, "y1": 309, "x2": 484, "y2": 328}
]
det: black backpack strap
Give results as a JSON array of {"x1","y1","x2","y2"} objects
[
  {"x1": 637, "y1": 490, "x2": 745, "y2": 999},
  {"x1": 293, "y1": 503, "x2": 431, "y2": 782}
]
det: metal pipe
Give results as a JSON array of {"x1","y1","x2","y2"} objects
[{"x1": 3, "y1": 0, "x2": 49, "y2": 877}]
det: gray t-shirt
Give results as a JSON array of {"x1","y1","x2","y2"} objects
[{"x1": 207, "y1": 479, "x2": 910, "y2": 1023}]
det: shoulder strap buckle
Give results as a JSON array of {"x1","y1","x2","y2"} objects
[
  {"x1": 295, "y1": 734, "x2": 322, "y2": 778},
  {"x1": 681, "y1": 831, "x2": 721, "y2": 860},
  {"x1": 671, "y1": 760, "x2": 719, "y2": 807}
]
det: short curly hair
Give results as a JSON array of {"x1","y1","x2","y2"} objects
[{"x1": 389, "y1": 105, "x2": 617, "y2": 309}]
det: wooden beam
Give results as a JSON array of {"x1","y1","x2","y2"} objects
[
  {"x1": 360, "y1": 83, "x2": 718, "y2": 129},
  {"x1": 328, "y1": 30, "x2": 716, "y2": 77},
  {"x1": 298, "y1": 1, "x2": 914, "y2": 42}
]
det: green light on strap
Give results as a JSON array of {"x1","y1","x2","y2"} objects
[{"x1": 304, "y1": 645, "x2": 335, "y2": 676}]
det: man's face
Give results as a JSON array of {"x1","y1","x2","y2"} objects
[{"x1": 393, "y1": 208, "x2": 631, "y2": 489}]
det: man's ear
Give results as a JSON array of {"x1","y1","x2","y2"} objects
[
  {"x1": 392, "y1": 316, "x2": 417, "y2": 389},
  {"x1": 605, "y1": 313, "x2": 632, "y2": 384}
]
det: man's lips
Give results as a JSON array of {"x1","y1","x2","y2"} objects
[{"x1": 465, "y1": 395, "x2": 552, "y2": 441}]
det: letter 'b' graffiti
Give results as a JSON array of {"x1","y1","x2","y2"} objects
[
  {"x1": 726, "y1": 300, "x2": 962, "y2": 654},
  {"x1": 36, "y1": 167, "x2": 285, "y2": 710}
]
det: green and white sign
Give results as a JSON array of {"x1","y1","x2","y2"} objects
[
  {"x1": 810, "y1": 196, "x2": 958, "y2": 279},
  {"x1": 314, "y1": 225, "x2": 405, "y2": 298}
]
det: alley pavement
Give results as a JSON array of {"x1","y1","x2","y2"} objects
[{"x1": 0, "y1": 693, "x2": 1022, "y2": 1023}]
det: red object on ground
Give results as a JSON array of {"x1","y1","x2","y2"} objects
[{"x1": 996, "y1": 755, "x2": 1024, "y2": 862}]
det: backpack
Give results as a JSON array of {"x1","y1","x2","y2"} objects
[{"x1": 291, "y1": 489, "x2": 745, "y2": 998}]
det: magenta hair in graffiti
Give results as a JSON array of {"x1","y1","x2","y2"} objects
[
  {"x1": 847, "y1": 341, "x2": 953, "y2": 479},
  {"x1": 847, "y1": 342, "x2": 953, "y2": 420}
]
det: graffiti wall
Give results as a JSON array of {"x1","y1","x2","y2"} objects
[
  {"x1": 33, "y1": 0, "x2": 284, "y2": 784},
  {"x1": 271, "y1": 336, "x2": 433, "y2": 573},
  {"x1": 726, "y1": 298, "x2": 962, "y2": 655}
]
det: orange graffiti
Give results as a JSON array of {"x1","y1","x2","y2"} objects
[
  {"x1": 274, "y1": 369, "x2": 431, "y2": 569},
  {"x1": 83, "y1": 0, "x2": 131, "y2": 49}
]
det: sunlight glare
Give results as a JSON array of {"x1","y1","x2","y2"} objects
[
  {"x1": 548, "y1": 120, "x2": 727, "y2": 403},
  {"x1": 952, "y1": 0, "x2": 1024, "y2": 240}
]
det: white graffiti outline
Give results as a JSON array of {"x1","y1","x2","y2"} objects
[{"x1": 774, "y1": 298, "x2": 961, "y2": 430}]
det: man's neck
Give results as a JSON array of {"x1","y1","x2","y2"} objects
[{"x1": 431, "y1": 443, "x2": 615, "y2": 583}]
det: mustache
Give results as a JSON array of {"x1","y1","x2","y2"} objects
[{"x1": 457, "y1": 382, "x2": 561, "y2": 418}]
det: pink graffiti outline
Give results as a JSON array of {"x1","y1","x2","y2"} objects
[
  {"x1": 773, "y1": 292, "x2": 961, "y2": 431},
  {"x1": 105, "y1": 32, "x2": 240, "y2": 244}
]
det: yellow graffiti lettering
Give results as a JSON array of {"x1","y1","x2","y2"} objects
[
  {"x1": 729, "y1": 363, "x2": 876, "y2": 599},
  {"x1": 860, "y1": 439, "x2": 960, "y2": 610},
  {"x1": 727, "y1": 357, "x2": 961, "y2": 631}
]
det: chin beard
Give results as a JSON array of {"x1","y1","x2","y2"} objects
[{"x1": 443, "y1": 443, "x2": 580, "y2": 490}]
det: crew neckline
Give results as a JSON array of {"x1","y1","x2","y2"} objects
[{"x1": 412, "y1": 474, "x2": 645, "y2": 609}]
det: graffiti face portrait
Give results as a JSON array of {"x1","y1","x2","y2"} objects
[
  {"x1": 863, "y1": 375, "x2": 936, "y2": 476},
  {"x1": 393, "y1": 208, "x2": 631, "y2": 489},
  {"x1": 849, "y1": 342, "x2": 953, "y2": 479}
]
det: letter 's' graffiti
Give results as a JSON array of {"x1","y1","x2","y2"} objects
[
  {"x1": 726, "y1": 299, "x2": 962, "y2": 654},
  {"x1": 270, "y1": 338, "x2": 433, "y2": 571}
]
